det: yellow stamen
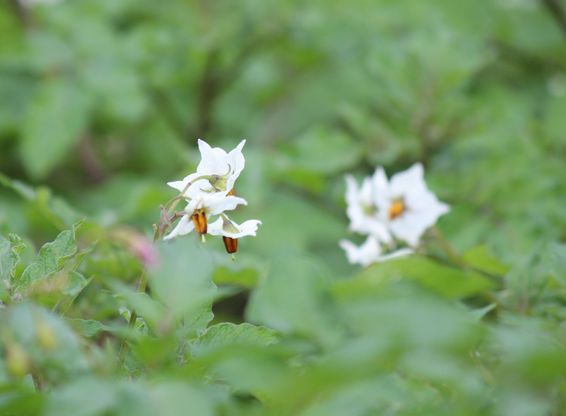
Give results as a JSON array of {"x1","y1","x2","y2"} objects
[
  {"x1": 388, "y1": 199, "x2": 405, "y2": 220},
  {"x1": 222, "y1": 236, "x2": 238, "y2": 254},
  {"x1": 192, "y1": 209, "x2": 208, "y2": 235}
]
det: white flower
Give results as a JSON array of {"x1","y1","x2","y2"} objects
[
  {"x1": 208, "y1": 216, "x2": 262, "y2": 239},
  {"x1": 163, "y1": 192, "x2": 247, "y2": 240},
  {"x1": 167, "y1": 139, "x2": 246, "y2": 198},
  {"x1": 373, "y1": 163, "x2": 450, "y2": 246},
  {"x1": 345, "y1": 174, "x2": 392, "y2": 243},
  {"x1": 340, "y1": 236, "x2": 412, "y2": 267}
]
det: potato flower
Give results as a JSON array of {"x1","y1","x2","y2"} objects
[
  {"x1": 373, "y1": 163, "x2": 449, "y2": 246},
  {"x1": 163, "y1": 191, "x2": 247, "y2": 240},
  {"x1": 162, "y1": 139, "x2": 260, "y2": 254},
  {"x1": 167, "y1": 139, "x2": 246, "y2": 197}
]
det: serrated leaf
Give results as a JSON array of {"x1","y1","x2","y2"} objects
[
  {"x1": 191, "y1": 322, "x2": 278, "y2": 357},
  {"x1": 20, "y1": 79, "x2": 92, "y2": 179},
  {"x1": 17, "y1": 224, "x2": 80, "y2": 289},
  {"x1": 0, "y1": 234, "x2": 24, "y2": 301},
  {"x1": 0, "y1": 233, "x2": 23, "y2": 283}
]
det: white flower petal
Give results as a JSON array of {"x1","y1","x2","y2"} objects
[
  {"x1": 389, "y1": 163, "x2": 425, "y2": 196},
  {"x1": 226, "y1": 139, "x2": 246, "y2": 190},
  {"x1": 340, "y1": 236, "x2": 413, "y2": 266},
  {"x1": 167, "y1": 180, "x2": 188, "y2": 192},
  {"x1": 206, "y1": 194, "x2": 247, "y2": 216},
  {"x1": 163, "y1": 215, "x2": 195, "y2": 240},
  {"x1": 371, "y1": 166, "x2": 391, "y2": 203},
  {"x1": 390, "y1": 215, "x2": 427, "y2": 246},
  {"x1": 208, "y1": 217, "x2": 261, "y2": 239},
  {"x1": 196, "y1": 139, "x2": 231, "y2": 175},
  {"x1": 340, "y1": 236, "x2": 382, "y2": 267}
]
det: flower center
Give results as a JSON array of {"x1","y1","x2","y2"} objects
[
  {"x1": 362, "y1": 204, "x2": 376, "y2": 216},
  {"x1": 388, "y1": 199, "x2": 405, "y2": 220},
  {"x1": 192, "y1": 209, "x2": 208, "y2": 234}
]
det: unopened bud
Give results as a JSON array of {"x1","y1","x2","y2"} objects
[
  {"x1": 36, "y1": 321, "x2": 57, "y2": 351},
  {"x1": 192, "y1": 209, "x2": 208, "y2": 235},
  {"x1": 6, "y1": 343, "x2": 30, "y2": 377},
  {"x1": 222, "y1": 236, "x2": 238, "y2": 254}
]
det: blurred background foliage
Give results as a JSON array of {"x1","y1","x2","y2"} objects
[{"x1": 0, "y1": 0, "x2": 565, "y2": 415}]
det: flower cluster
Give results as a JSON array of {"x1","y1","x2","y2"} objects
[
  {"x1": 159, "y1": 139, "x2": 261, "y2": 254},
  {"x1": 340, "y1": 163, "x2": 449, "y2": 266}
]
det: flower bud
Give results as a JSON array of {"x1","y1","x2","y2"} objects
[
  {"x1": 222, "y1": 236, "x2": 238, "y2": 254},
  {"x1": 192, "y1": 209, "x2": 208, "y2": 235},
  {"x1": 6, "y1": 343, "x2": 30, "y2": 377}
]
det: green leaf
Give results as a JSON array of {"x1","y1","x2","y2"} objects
[
  {"x1": 44, "y1": 378, "x2": 119, "y2": 416},
  {"x1": 213, "y1": 265, "x2": 260, "y2": 289},
  {"x1": 335, "y1": 256, "x2": 495, "y2": 299},
  {"x1": 246, "y1": 253, "x2": 344, "y2": 347},
  {"x1": 107, "y1": 279, "x2": 165, "y2": 328},
  {"x1": 0, "y1": 234, "x2": 24, "y2": 300},
  {"x1": 191, "y1": 322, "x2": 278, "y2": 357},
  {"x1": 283, "y1": 126, "x2": 362, "y2": 175},
  {"x1": 20, "y1": 79, "x2": 92, "y2": 179},
  {"x1": 6, "y1": 303, "x2": 90, "y2": 382},
  {"x1": 463, "y1": 245, "x2": 508, "y2": 276},
  {"x1": 16, "y1": 224, "x2": 80, "y2": 290},
  {"x1": 149, "y1": 238, "x2": 217, "y2": 334},
  {"x1": 68, "y1": 319, "x2": 113, "y2": 338},
  {"x1": 148, "y1": 382, "x2": 215, "y2": 416}
]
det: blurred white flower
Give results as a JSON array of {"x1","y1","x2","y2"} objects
[
  {"x1": 345, "y1": 174, "x2": 391, "y2": 243},
  {"x1": 373, "y1": 163, "x2": 450, "y2": 246},
  {"x1": 164, "y1": 192, "x2": 247, "y2": 240},
  {"x1": 340, "y1": 236, "x2": 412, "y2": 267},
  {"x1": 167, "y1": 139, "x2": 246, "y2": 197}
]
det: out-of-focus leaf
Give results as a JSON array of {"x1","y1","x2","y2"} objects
[
  {"x1": 16, "y1": 223, "x2": 80, "y2": 290},
  {"x1": 45, "y1": 378, "x2": 117, "y2": 416},
  {"x1": 463, "y1": 245, "x2": 508, "y2": 276},
  {"x1": 20, "y1": 79, "x2": 92, "y2": 179},
  {"x1": 283, "y1": 126, "x2": 362, "y2": 175},
  {"x1": 213, "y1": 264, "x2": 261, "y2": 289},
  {"x1": 191, "y1": 322, "x2": 278, "y2": 357},
  {"x1": 335, "y1": 256, "x2": 495, "y2": 299},
  {"x1": 5, "y1": 303, "x2": 90, "y2": 382},
  {"x1": 247, "y1": 253, "x2": 344, "y2": 347},
  {"x1": 149, "y1": 238, "x2": 216, "y2": 335},
  {"x1": 148, "y1": 381, "x2": 215, "y2": 416}
]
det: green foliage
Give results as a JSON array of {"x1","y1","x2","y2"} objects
[{"x1": 0, "y1": 0, "x2": 565, "y2": 414}]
